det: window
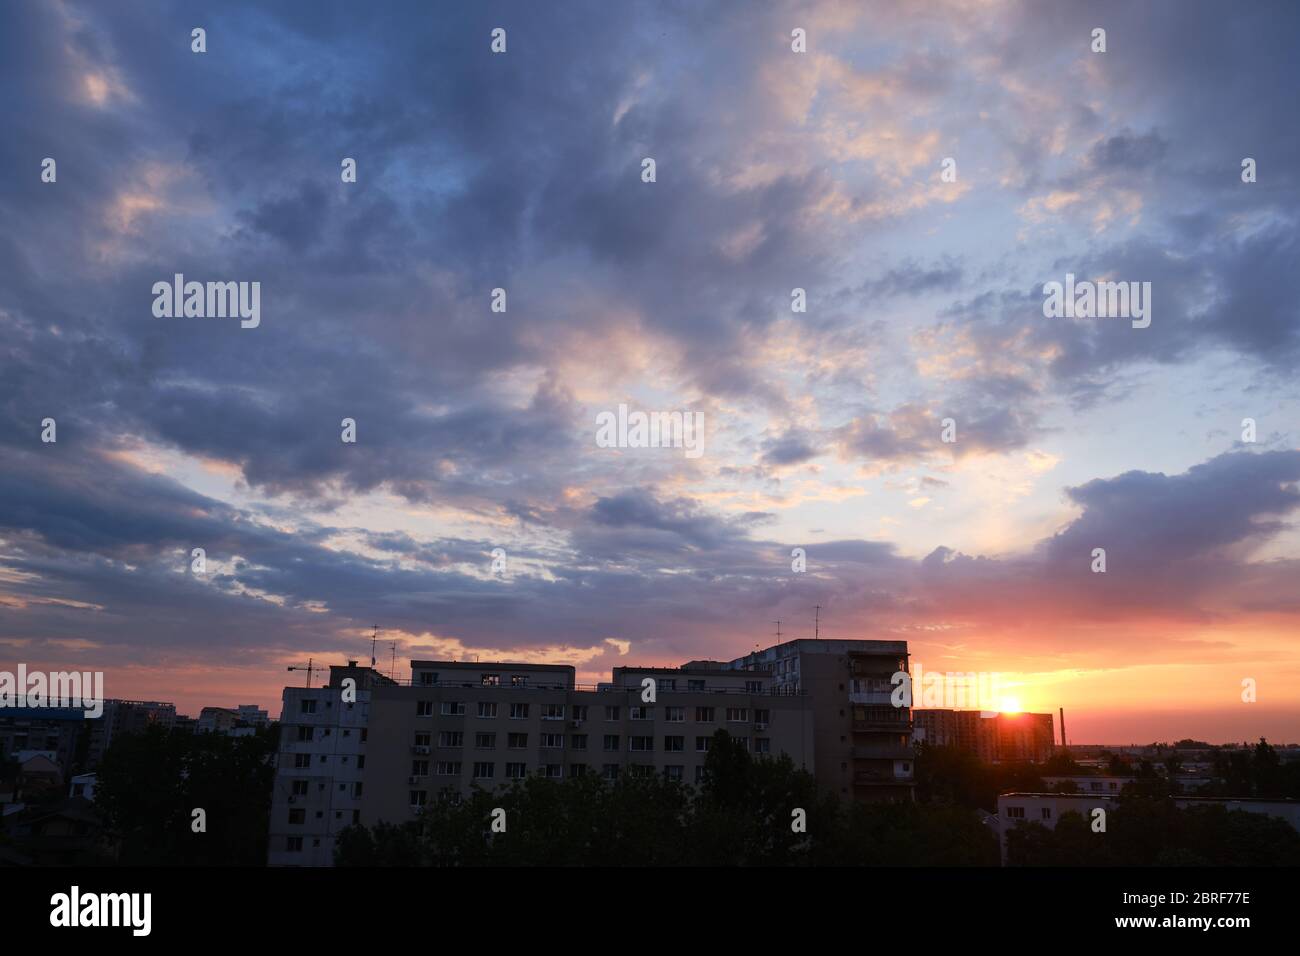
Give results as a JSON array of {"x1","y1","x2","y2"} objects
[
  {"x1": 694, "y1": 766, "x2": 705, "y2": 784},
  {"x1": 726, "y1": 707, "x2": 749, "y2": 722},
  {"x1": 695, "y1": 706, "x2": 714, "y2": 723},
  {"x1": 477, "y1": 702, "x2": 498, "y2": 719},
  {"x1": 357, "y1": 756, "x2": 365, "y2": 770},
  {"x1": 664, "y1": 765, "x2": 684, "y2": 782},
  {"x1": 628, "y1": 764, "x2": 654, "y2": 778},
  {"x1": 436, "y1": 762, "x2": 461, "y2": 775},
  {"x1": 509, "y1": 703, "x2": 529, "y2": 720},
  {"x1": 288, "y1": 808, "x2": 305, "y2": 825},
  {"x1": 629, "y1": 736, "x2": 653, "y2": 752},
  {"x1": 1041, "y1": 808, "x2": 1052, "y2": 820},
  {"x1": 410, "y1": 790, "x2": 428, "y2": 808},
  {"x1": 660, "y1": 679, "x2": 677, "y2": 692},
  {"x1": 745, "y1": 681, "x2": 763, "y2": 693},
  {"x1": 695, "y1": 736, "x2": 711, "y2": 753},
  {"x1": 299, "y1": 699, "x2": 317, "y2": 714},
  {"x1": 602, "y1": 764, "x2": 620, "y2": 780},
  {"x1": 296, "y1": 725, "x2": 312, "y2": 742},
  {"x1": 416, "y1": 701, "x2": 433, "y2": 717},
  {"x1": 665, "y1": 706, "x2": 685, "y2": 722},
  {"x1": 571, "y1": 734, "x2": 588, "y2": 750},
  {"x1": 505, "y1": 762, "x2": 527, "y2": 779},
  {"x1": 688, "y1": 680, "x2": 705, "y2": 692},
  {"x1": 480, "y1": 673, "x2": 501, "y2": 686},
  {"x1": 569, "y1": 763, "x2": 587, "y2": 778},
  {"x1": 603, "y1": 735, "x2": 621, "y2": 751},
  {"x1": 475, "y1": 733, "x2": 496, "y2": 749},
  {"x1": 440, "y1": 701, "x2": 466, "y2": 716},
  {"x1": 664, "y1": 736, "x2": 685, "y2": 752},
  {"x1": 353, "y1": 782, "x2": 363, "y2": 798},
  {"x1": 419, "y1": 671, "x2": 436, "y2": 685},
  {"x1": 510, "y1": 675, "x2": 529, "y2": 687},
  {"x1": 291, "y1": 780, "x2": 309, "y2": 796},
  {"x1": 755, "y1": 738, "x2": 771, "y2": 755},
  {"x1": 541, "y1": 733, "x2": 564, "y2": 749},
  {"x1": 286, "y1": 837, "x2": 303, "y2": 852},
  {"x1": 411, "y1": 760, "x2": 429, "y2": 775},
  {"x1": 294, "y1": 754, "x2": 311, "y2": 768},
  {"x1": 571, "y1": 705, "x2": 589, "y2": 721},
  {"x1": 544, "y1": 764, "x2": 562, "y2": 779},
  {"x1": 472, "y1": 762, "x2": 495, "y2": 779},
  {"x1": 630, "y1": 706, "x2": 653, "y2": 721},
  {"x1": 604, "y1": 706, "x2": 620, "y2": 721},
  {"x1": 542, "y1": 704, "x2": 565, "y2": 720},
  {"x1": 414, "y1": 732, "x2": 431, "y2": 747},
  {"x1": 753, "y1": 708, "x2": 770, "y2": 724},
  {"x1": 507, "y1": 733, "x2": 528, "y2": 749},
  {"x1": 438, "y1": 731, "x2": 463, "y2": 748},
  {"x1": 1006, "y1": 806, "x2": 1025, "y2": 819}
]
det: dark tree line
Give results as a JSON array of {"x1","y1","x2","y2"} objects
[{"x1": 95, "y1": 724, "x2": 277, "y2": 865}]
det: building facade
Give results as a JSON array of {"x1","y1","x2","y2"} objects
[{"x1": 268, "y1": 639, "x2": 913, "y2": 866}]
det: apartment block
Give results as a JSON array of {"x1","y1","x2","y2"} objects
[
  {"x1": 268, "y1": 638, "x2": 913, "y2": 865},
  {"x1": 914, "y1": 709, "x2": 1055, "y2": 763},
  {"x1": 86, "y1": 699, "x2": 177, "y2": 768},
  {"x1": 267, "y1": 662, "x2": 394, "y2": 866},
  {"x1": 361, "y1": 659, "x2": 815, "y2": 828},
  {"x1": 720, "y1": 639, "x2": 915, "y2": 801}
]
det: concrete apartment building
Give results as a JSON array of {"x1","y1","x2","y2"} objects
[
  {"x1": 267, "y1": 662, "x2": 394, "y2": 867},
  {"x1": 914, "y1": 709, "x2": 1055, "y2": 763},
  {"x1": 719, "y1": 638, "x2": 915, "y2": 800},
  {"x1": 268, "y1": 638, "x2": 914, "y2": 865},
  {"x1": 360, "y1": 659, "x2": 816, "y2": 830}
]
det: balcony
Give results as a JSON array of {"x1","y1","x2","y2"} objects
[
  {"x1": 847, "y1": 691, "x2": 894, "y2": 706},
  {"x1": 853, "y1": 717, "x2": 910, "y2": 733},
  {"x1": 851, "y1": 743, "x2": 914, "y2": 760}
]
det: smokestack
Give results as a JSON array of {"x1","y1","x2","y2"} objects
[{"x1": 1059, "y1": 707, "x2": 1067, "y2": 748}]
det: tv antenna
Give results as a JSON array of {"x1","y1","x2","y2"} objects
[
  {"x1": 773, "y1": 620, "x2": 782, "y2": 641},
  {"x1": 370, "y1": 625, "x2": 380, "y2": 667}
]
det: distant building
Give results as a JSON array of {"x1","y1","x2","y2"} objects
[
  {"x1": 87, "y1": 700, "x2": 177, "y2": 767},
  {"x1": 0, "y1": 706, "x2": 86, "y2": 779},
  {"x1": 914, "y1": 709, "x2": 1055, "y2": 763},
  {"x1": 196, "y1": 707, "x2": 239, "y2": 734},
  {"x1": 69, "y1": 772, "x2": 97, "y2": 802},
  {"x1": 996, "y1": 791, "x2": 1300, "y2": 864}
]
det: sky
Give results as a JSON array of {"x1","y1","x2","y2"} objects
[{"x1": 1, "y1": 0, "x2": 1297, "y2": 744}]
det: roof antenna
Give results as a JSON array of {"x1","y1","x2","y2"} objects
[
  {"x1": 370, "y1": 625, "x2": 380, "y2": 667},
  {"x1": 773, "y1": 620, "x2": 782, "y2": 642},
  {"x1": 814, "y1": 605, "x2": 821, "y2": 640}
]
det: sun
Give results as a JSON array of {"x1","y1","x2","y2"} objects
[{"x1": 998, "y1": 697, "x2": 1022, "y2": 714}]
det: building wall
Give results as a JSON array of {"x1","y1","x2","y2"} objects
[
  {"x1": 267, "y1": 684, "x2": 372, "y2": 867},
  {"x1": 360, "y1": 661, "x2": 815, "y2": 831}
]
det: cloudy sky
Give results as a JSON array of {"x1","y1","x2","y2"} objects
[{"x1": 2, "y1": 0, "x2": 1297, "y2": 743}]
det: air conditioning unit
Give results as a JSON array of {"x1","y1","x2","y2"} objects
[
  {"x1": 754, "y1": 722, "x2": 768, "y2": 731},
  {"x1": 413, "y1": 745, "x2": 431, "y2": 755},
  {"x1": 570, "y1": 719, "x2": 583, "y2": 728}
]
